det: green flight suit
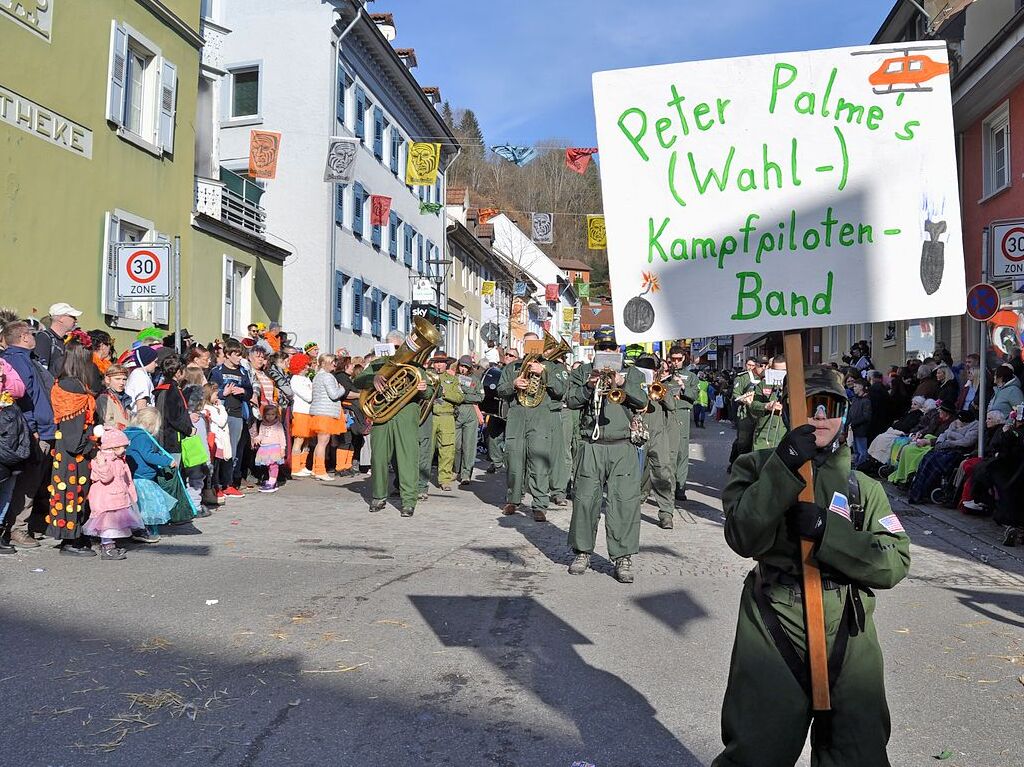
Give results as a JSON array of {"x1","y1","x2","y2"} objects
[
  {"x1": 565, "y1": 364, "x2": 649, "y2": 558},
  {"x1": 641, "y1": 378, "x2": 681, "y2": 519},
  {"x1": 353, "y1": 358, "x2": 424, "y2": 511},
  {"x1": 429, "y1": 372, "x2": 465, "y2": 486},
  {"x1": 672, "y1": 368, "x2": 698, "y2": 493},
  {"x1": 750, "y1": 385, "x2": 789, "y2": 451},
  {"x1": 730, "y1": 372, "x2": 761, "y2": 463},
  {"x1": 453, "y1": 372, "x2": 484, "y2": 481},
  {"x1": 496, "y1": 359, "x2": 568, "y2": 510},
  {"x1": 562, "y1": 406, "x2": 581, "y2": 494},
  {"x1": 713, "y1": 445, "x2": 911, "y2": 767},
  {"x1": 547, "y1": 363, "x2": 571, "y2": 502},
  {"x1": 418, "y1": 409, "x2": 433, "y2": 494}
]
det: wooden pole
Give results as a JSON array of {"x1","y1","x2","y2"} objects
[{"x1": 782, "y1": 331, "x2": 831, "y2": 714}]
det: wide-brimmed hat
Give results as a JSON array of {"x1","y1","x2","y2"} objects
[
  {"x1": 457, "y1": 355, "x2": 473, "y2": 367},
  {"x1": 430, "y1": 352, "x2": 453, "y2": 363}
]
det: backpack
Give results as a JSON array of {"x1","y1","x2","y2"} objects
[{"x1": 0, "y1": 404, "x2": 31, "y2": 474}]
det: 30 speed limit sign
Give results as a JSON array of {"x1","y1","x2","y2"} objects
[
  {"x1": 991, "y1": 221, "x2": 1024, "y2": 279},
  {"x1": 116, "y1": 243, "x2": 171, "y2": 300}
]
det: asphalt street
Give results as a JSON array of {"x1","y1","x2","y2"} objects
[{"x1": 1, "y1": 425, "x2": 1022, "y2": 767}]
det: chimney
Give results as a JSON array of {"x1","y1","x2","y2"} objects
[
  {"x1": 395, "y1": 48, "x2": 417, "y2": 69},
  {"x1": 370, "y1": 13, "x2": 396, "y2": 41},
  {"x1": 422, "y1": 86, "x2": 441, "y2": 105}
]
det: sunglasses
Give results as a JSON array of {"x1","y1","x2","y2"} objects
[
  {"x1": 670, "y1": 357, "x2": 684, "y2": 362},
  {"x1": 807, "y1": 395, "x2": 847, "y2": 419}
]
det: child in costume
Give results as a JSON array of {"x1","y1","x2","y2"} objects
[
  {"x1": 124, "y1": 408, "x2": 179, "y2": 541},
  {"x1": 253, "y1": 404, "x2": 286, "y2": 493},
  {"x1": 84, "y1": 428, "x2": 144, "y2": 560},
  {"x1": 202, "y1": 384, "x2": 233, "y2": 502}
]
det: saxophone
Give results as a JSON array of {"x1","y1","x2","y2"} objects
[
  {"x1": 358, "y1": 317, "x2": 440, "y2": 423},
  {"x1": 516, "y1": 332, "x2": 571, "y2": 408}
]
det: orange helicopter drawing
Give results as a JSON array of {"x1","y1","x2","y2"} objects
[{"x1": 851, "y1": 45, "x2": 950, "y2": 95}]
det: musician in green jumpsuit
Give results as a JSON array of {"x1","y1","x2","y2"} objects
[
  {"x1": 565, "y1": 328, "x2": 649, "y2": 584},
  {"x1": 496, "y1": 333, "x2": 567, "y2": 522},
  {"x1": 353, "y1": 345, "x2": 428, "y2": 518},
  {"x1": 713, "y1": 366, "x2": 910, "y2": 767},
  {"x1": 750, "y1": 355, "x2": 789, "y2": 451},
  {"x1": 547, "y1": 359, "x2": 571, "y2": 507},
  {"x1": 453, "y1": 356, "x2": 485, "y2": 484},
  {"x1": 425, "y1": 354, "x2": 465, "y2": 491},
  {"x1": 729, "y1": 357, "x2": 763, "y2": 470},
  {"x1": 667, "y1": 346, "x2": 698, "y2": 502},
  {"x1": 636, "y1": 355, "x2": 681, "y2": 529}
]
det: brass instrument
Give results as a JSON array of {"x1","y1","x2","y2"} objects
[
  {"x1": 591, "y1": 365, "x2": 625, "y2": 440},
  {"x1": 418, "y1": 370, "x2": 441, "y2": 426},
  {"x1": 358, "y1": 317, "x2": 440, "y2": 423},
  {"x1": 648, "y1": 381, "x2": 666, "y2": 402},
  {"x1": 516, "y1": 332, "x2": 572, "y2": 408}
]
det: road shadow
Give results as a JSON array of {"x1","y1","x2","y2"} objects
[
  {"x1": 410, "y1": 594, "x2": 704, "y2": 766},
  {"x1": 948, "y1": 586, "x2": 1024, "y2": 630},
  {"x1": 633, "y1": 589, "x2": 710, "y2": 635},
  {"x1": 468, "y1": 546, "x2": 529, "y2": 568},
  {"x1": 497, "y1": 512, "x2": 574, "y2": 568}
]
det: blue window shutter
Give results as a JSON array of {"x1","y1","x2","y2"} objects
[
  {"x1": 336, "y1": 64, "x2": 345, "y2": 126},
  {"x1": 389, "y1": 296, "x2": 399, "y2": 331},
  {"x1": 404, "y1": 226, "x2": 413, "y2": 267},
  {"x1": 371, "y1": 288, "x2": 382, "y2": 337},
  {"x1": 389, "y1": 212, "x2": 399, "y2": 258},
  {"x1": 352, "y1": 278, "x2": 363, "y2": 332},
  {"x1": 333, "y1": 270, "x2": 344, "y2": 328},
  {"x1": 390, "y1": 132, "x2": 400, "y2": 174},
  {"x1": 373, "y1": 108, "x2": 384, "y2": 159},
  {"x1": 334, "y1": 183, "x2": 345, "y2": 227},
  {"x1": 434, "y1": 176, "x2": 442, "y2": 212},
  {"x1": 417, "y1": 235, "x2": 424, "y2": 273},
  {"x1": 405, "y1": 304, "x2": 412, "y2": 331},
  {"x1": 354, "y1": 87, "x2": 365, "y2": 139},
  {"x1": 353, "y1": 182, "x2": 363, "y2": 237},
  {"x1": 371, "y1": 216, "x2": 382, "y2": 248}
]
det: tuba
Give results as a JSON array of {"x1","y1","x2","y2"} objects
[
  {"x1": 358, "y1": 317, "x2": 440, "y2": 423},
  {"x1": 516, "y1": 332, "x2": 571, "y2": 408}
]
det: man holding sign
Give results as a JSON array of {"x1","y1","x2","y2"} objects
[{"x1": 592, "y1": 41, "x2": 961, "y2": 764}]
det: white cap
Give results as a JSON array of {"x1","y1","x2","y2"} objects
[{"x1": 48, "y1": 302, "x2": 82, "y2": 318}]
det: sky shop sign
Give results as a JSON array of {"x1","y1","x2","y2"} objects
[{"x1": 0, "y1": 83, "x2": 92, "y2": 158}]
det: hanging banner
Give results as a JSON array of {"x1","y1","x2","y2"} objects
[
  {"x1": 405, "y1": 142, "x2": 441, "y2": 185},
  {"x1": 592, "y1": 42, "x2": 965, "y2": 341},
  {"x1": 324, "y1": 137, "x2": 359, "y2": 183},
  {"x1": 491, "y1": 144, "x2": 537, "y2": 166},
  {"x1": 481, "y1": 280, "x2": 496, "y2": 296},
  {"x1": 576, "y1": 280, "x2": 591, "y2": 299},
  {"x1": 479, "y1": 207, "x2": 499, "y2": 225},
  {"x1": 370, "y1": 195, "x2": 392, "y2": 227},
  {"x1": 249, "y1": 130, "x2": 282, "y2": 179},
  {"x1": 420, "y1": 201, "x2": 443, "y2": 214},
  {"x1": 513, "y1": 281, "x2": 528, "y2": 297},
  {"x1": 566, "y1": 147, "x2": 599, "y2": 174},
  {"x1": 562, "y1": 307, "x2": 575, "y2": 324},
  {"x1": 531, "y1": 212, "x2": 554, "y2": 244},
  {"x1": 586, "y1": 215, "x2": 607, "y2": 250},
  {"x1": 545, "y1": 283, "x2": 560, "y2": 302}
]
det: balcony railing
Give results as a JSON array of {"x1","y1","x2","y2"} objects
[{"x1": 195, "y1": 175, "x2": 267, "y2": 237}]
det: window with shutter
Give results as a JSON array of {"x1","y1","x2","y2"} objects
[
  {"x1": 107, "y1": 23, "x2": 128, "y2": 126},
  {"x1": 352, "y1": 182, "x2": 363, "y2": 237},
  {"x1": 222, "y1": 255, "x2": 235, "y2": 335},
  {"x1": 390, "y1": 131, "x2": 401, "y2": 175},
  {"x1": 335, "y1": 183, "x2": 345, "y2": 227},
  {"x1": 352, "y1": 278, "x2": 363, "y2": 332},
  {"x1": 389, "y1": 212, "x2": 399, "y2": 258},
  {"x1": 389, "y1": 296, "x2": 399, "y2": 331},
  {"x1": 101, "y1": 211, "x2": 121, "y2": 315},
  {"x1": 373, "y1": 107, "x2": 384, "y2": 159},
  {"x1": 333, "y1": 270, "x2": 344, "y2": 328},
  {"x1": 417, "y1": 235, "x2": 424, "y2": 273},
  {"x1": 371, "y1": 288, "x2": 382, "y2": 338},
  {"x1": 354, "y1": 87, "x2": 365, "y2": 140},
  {"x1": 404, "y1": 226, "x2": 414, "y2": 268},
  {"x1": 336, "y1": 64, "x2": 347, "y2": 127},
  {"x1": 434, "y1": 175, "x2": 442, "y2": 213},
  {"x1": 158, "y1": 59, "x2": 177, "y2": 153},
  {"x1": 371, "y1": 216, "x2": 382, "y2": 249}
]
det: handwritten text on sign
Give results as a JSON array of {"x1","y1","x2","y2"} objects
[{"x1": 592, "y1": 43, "x2": 965, "y2": 342}]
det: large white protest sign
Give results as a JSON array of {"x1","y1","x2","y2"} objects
[{"x1": 592, "y1": 43, "x2": 965, "y2": 342}]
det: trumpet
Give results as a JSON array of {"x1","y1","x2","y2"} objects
[
  {"x1": 592, "y1": 367, "x2": 625, "y2": 439},
  {"x1": 648, "y1": 381, "x2": 666, "y2": 402}
]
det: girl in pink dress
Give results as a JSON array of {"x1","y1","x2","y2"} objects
[{"x1": 84, "y1": 428, "x2": 144, "y2": 560}]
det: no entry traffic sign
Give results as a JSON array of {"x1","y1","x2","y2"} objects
[
  {"x1": 116, "y1": 243, "x2": 171, "y2": 300},
  {"x1": 966, "y1": 282, "x2": 999, "y2": 322}
]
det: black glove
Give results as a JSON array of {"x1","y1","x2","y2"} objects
[
  {"x1": 775, "y1": 424, "x2": 816, "y2": 473},
  {"x1": 787, "y1": 501, "x2": 826, "y2": 542}
]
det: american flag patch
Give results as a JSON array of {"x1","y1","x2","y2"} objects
[
  {"x1": 879, "y1": 514, "x2": 905, "y2": 533},
  {"x1": 828, "y1": 492, "x2": 851, "y2": 520}
]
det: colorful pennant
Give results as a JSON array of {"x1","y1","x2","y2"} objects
[
  {"x1": 491, "y1": 144, "x2": 537, "y2": 167},
  {"x1": 249, "y1": 130, "x2": 282, "y2": 179},
  {"x1": 481, "y1": 280, "x2": 496, "y2": 296},
  {"x1": 586, "y1": 214, "x2": 607, "y2": 250},
  {"x1": 324, "y1": 137, "x2": 358, "y2": 183},
  {"x1": 479, "y1": 208, "x2": 499, "y2": 225},
  {"x1": 513, "y1": 281, "x2": 528, "y2": 297},
  {"x1": 562, "y1": 307, "x2": 575, "y2": 324},
  {"x1": 565, "y1": 147, "x2": 598, "y2": 174},
  {"x1": 576, "y1": 280, "x2": 590, "y2": 299},
  {"x1": 419, "y1": 201, "x2": 443, "y2": 214},
  {"x1": 531, "y1": 212, "x2": 553, "y2": 244},
  {"x1": 405, "y1": 142, "x2": 441, "y2": 185},
  {"x1": 370, "y1": 195, "x2": 392, "y2": 227},
  {"x1": 545, "y1": 283, "x2": 560, "y2": 302}
]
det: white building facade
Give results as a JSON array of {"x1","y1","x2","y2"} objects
[{"x1": 218, "y1": 0, "x2": 456, "y2": 352}]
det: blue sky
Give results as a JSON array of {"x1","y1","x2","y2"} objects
[{"x1": 381, "y1": 0, "x2": 900, "y2": 146}]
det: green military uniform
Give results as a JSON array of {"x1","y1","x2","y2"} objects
[
  {"x1": 429, "y1": 371, "x2": 465, "y2": 487},
  {"x1": 561, "y1": 406, "x2": 581, "y2": 495},
  {"x1": 672, "y1": 367, "x2": 698, "y2": 497},
  {"x1": 714, "y1": 445, "x2": 910, "y2": 766},
  {"x1": 730, "y1": 371, "x2": 761, "y2": 465},
  {"x1": 453, "y1": 371, "x2": 484, "y2": 482},
  {"x1": 547, "y1": 362, "x2": 571, "y2": 503},
  {"x1": 565, "y1": 364, "x2": 648, "y2": 559},
  {"x1": 496, "y1": 358, "x2": 568, "y2": 511},
  {"x1": 750, "y1": 383, "x2": 789, "y2": 451},
  {"x1": 417, "y1": 408, "x2": 433, "y2": 495},
  {"x1": 353, "y1": 358, "x2": 424, "y2": 512},
  {"x1": 641, "y1": 376, "x2": 681, "y2": 523}
]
